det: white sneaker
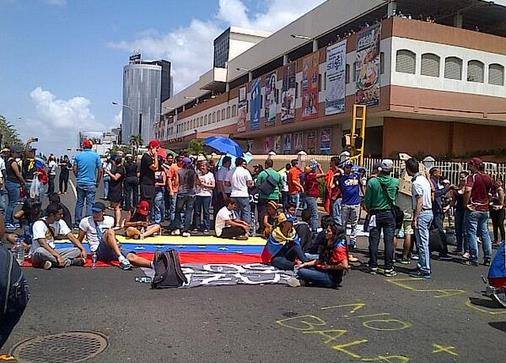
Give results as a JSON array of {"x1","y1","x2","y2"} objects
[
  {"x1": 182, "y1": 232, "x2": 190, "y2": 237},
  {"x1": 286, "y1": 277, "x2": 301, "y2": 287},
  {"x1": 119, "y1": 259, "x2": 132, "y2": 270},
  {"x1": 462, "y1": 252, "x2": 470, "y2": 260},
  {"x1": 171, "y1": 229, "x2": 181, "y2": 236},
  {"x1": 43, "y1": 261, "x2": 52, "y2": 270}
]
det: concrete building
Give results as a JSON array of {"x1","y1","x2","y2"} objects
[
  {"x1": 121, "y1": 54, "x2": 171, "y2": 145},
  {"x1": 161, "y1": 0, "x2": 506, "y2": 158}
]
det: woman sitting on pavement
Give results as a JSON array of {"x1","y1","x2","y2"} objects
[
  {"x1": 6, "y1": 198, "x2": 42, "y2": 250},
  {"x1": 261, "y1": 212, "x2": 308, "y2": 270},
  {"x1": 290, "y1": 222, "x2": 350, "y2": 288},
  {"x1": 263, "y1": 201, "x2": 280, "y2": 238},
  {"x1": 124, "y1": 200, "x2": 161, "y2": 239}
]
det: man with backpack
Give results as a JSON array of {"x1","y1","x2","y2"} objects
[{"x1": 256, "y1": 158, "x2": 282, "y2": 234}]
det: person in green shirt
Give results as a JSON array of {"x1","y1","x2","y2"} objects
[
  {"x1": 256, "y1": 158, "x2": 282, "y2": 234},
  {"x1": 364, "y1": 159, "x2": 399, "y2": 277}
]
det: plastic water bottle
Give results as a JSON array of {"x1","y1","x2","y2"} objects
[
  {"x1": 14, "y1": 238, "x2": 25, "y2": 265},
  {"x1": 135, "y1": 276, "x2": 152, "y2": 283},
  {"x1": 91, "y1": 252, "x2": 97, "y2": 269}
]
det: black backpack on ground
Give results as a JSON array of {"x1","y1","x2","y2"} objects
[{"x1": 151, "y1": 250, "x2": 188, "y2": 289}]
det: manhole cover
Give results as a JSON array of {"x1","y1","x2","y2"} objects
[{"x1": 10, "y1": 331, "x2": 108, "y2": 363}]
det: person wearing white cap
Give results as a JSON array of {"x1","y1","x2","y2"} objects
[{"x1": 363, "y1": 159, "x2": 399, "y2": 277}]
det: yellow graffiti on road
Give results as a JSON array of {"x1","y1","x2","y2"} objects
[
  {"x1": 386, "y1": 277, "x2": 465, "y2": 298},
  {"x1": 432, "y1": 344, "x2": 458, "y2": 357}
]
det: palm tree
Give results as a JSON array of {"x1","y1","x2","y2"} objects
[
  {"x1": 129, "y1": 134, "x2": 143, "y2": 155},
  {"x1": 0, "y1": 115, "x2": 22, "y2": 148}
]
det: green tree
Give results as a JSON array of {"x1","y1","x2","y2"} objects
[
  {"x1": 188, "y1": 139, "x2": 205, "y2": 155},
  {"x1": 0, "y1": 115, "x2": 22, "y2": 147},
  {"x1": 129, "y1": 134, "x2": 143, "y2": 155}
]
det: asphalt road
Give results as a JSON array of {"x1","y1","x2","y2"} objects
[{"x1": 3, "y1": 174, "x2": 505, "y2": 362}]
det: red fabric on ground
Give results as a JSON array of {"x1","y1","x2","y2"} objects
[{"x1": 22, "y1": 252, "x2": 262, "y2": 268}]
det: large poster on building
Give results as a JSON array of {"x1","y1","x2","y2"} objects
[
  {"x1": 264, "y1": 72, "x2": 277, "y2": 126},
  {"x1": 306, "y1": 130, "x2": 316, "y2": 154},
  {"x1": 264, "y1": 136, "x2": 274, "y2": 153},
  {"x1": 293, "y1": 132, "x2": 303, "y2": 152},
  {"x1": 302, "y1": 53, "x2": 319, "y2": 119},
  {"x1": 237, "y1": 86, "x2": 247, "y2": 132},
  {"x1": 320, "y1": 128, "x2": 331, "y2": 154},
  {"x1": 355, "y1": 23, "x2": 381, "y2": 106},
  {"x1": 325, "y1": 40, "x2": 347, "y2": 115},
  {"x1": 249, "y1": 78, "x2": 261, "y2": 130},
  {"x1": 282, "y1": 133, "x2": 292, "y2": 153},
  {"x1": 281, "y1": 63, "x2": 296, "y2": 123}
]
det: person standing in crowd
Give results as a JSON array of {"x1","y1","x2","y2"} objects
[
  {"x1": 123, "y1": 154, "x2": 138, "y2": 211},
  {"x1": 287, "y1": 159, "x2": 304, "y2": 211},
  {"x1": 452, "y1": 171, "x2": 469, "y2": 254},
  {"x1": 162, "y1": 154, "x2": 174, "y2": 221},
  {"x1": 152, "y1": 160, "x2": 166, "y2": 224},
  {"x1": 325, "y1": 156, "x2": 342, "y2": 226},
  {"x1": 429, "y1": 167, "x2": 450, "y2": 259},
  {"x1": 166, "y1": 155, "x2": 182, "y2": 223},
  {"x1": 170, "y1": 157, "x2": 196, "y2": 237},
  {"x1": 230, "y1": 157, "x2": 253, "y2": 225},
  {"x1": 256, "y1": 158, "x2": 282, "y2": 234},
  {"x1": 338, "y1": 160, "x2": 363, "y2": 250},
  {"x1": 364, "y1": 159, "x2": 399, "y2": 277},
  {"x1": 464, "y1": 158, "x2": 494, "y2": 266},
  {"x1": 490, "y1": 179, "x2": 505, "y2": 247},
  {"x1": 303, "y1": 164, "x2": 325, "y2": 236},
  {"x1": 47, "y1": 155, "x2": 57, "y2": 196},
  {"x1": 58, "y1": 155, "x2": 72, "y2": 194},
  {"x1": 21, "y1": 147, "x2": 37, "y2": 194},
  {"x1": 104, "y1": 156, "x2": 125, "y2": 228},
  {"x1": 405, "y1": 158, "x2": 433, "y2": 278},
  {"x1": 73, "y1": 139, "x2": 102, "y2": 227},
  {"x1": 139, "y1": 140, "x2": 160, "y2": 206},
  {"x1": 0, "y1": 148, "x2": 7, "y2": 213},
  {"x1": 215, "y1": 156, "x2": 232, "y2": 211},
  {"x1": 194, "y1": 162, "x2": 215, "y2": 233},
  {"x1": 5, "y1": 145, "x2": 26, "y2": 230},
  {"x1": 102, "y1": 157, "x2": 112, "y2": 200},
  {"x1": 279, "y1": 163, "x2": 291, "y2": 207}
]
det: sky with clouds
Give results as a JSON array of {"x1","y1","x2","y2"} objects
[{"x1": 0, "y1": 0, "x2": 325, "y2": 155}]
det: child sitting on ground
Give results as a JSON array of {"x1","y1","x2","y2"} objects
[
  {"x1": 6, "y1": 198, "x2": 42, "y2": 251},
  {"x1": 263, "y1": 201, "x2": 280, "y2": 238},
  {"x1": 124, "y1": 200, "x2": 161, "y2": 239}
]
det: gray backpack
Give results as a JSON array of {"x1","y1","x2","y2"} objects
[{"x1": 151, "y1": 250, "x2": 188, "y2": 289}]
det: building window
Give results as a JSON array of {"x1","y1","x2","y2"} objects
[
  {"x1": 444, "y1": 57, "x2": 463, "y2": 80},
  {"x1": 204, "y1": 115, "x2": 208, "y2": 125},
  {"x1": 489, "y1": 64, "x2": 504, "y2": 86},
  {"x1": 212, "y1": 112, "x2": 216, "y2": 123},
  {"x1": 380, "y1": 52, "x2": 385, "y2": 75},
  {"x1": 318, "y1": 73, "x2": 322, "y2": 91},
  {"x1": 226, "y1": 106, "x2": 230, "y2": 118},
  {"x1": 396, "y1": 50, "x2": 416, "y2": 74},
  {"x1": 467, "y1": 60, "x2": 484, "y2": 83},
  {"x1": 217, "y1": 110, "x2": 221, "y2": 122},
  {"x1": 295, "y1": 82, "x2": 299, "y2": 99},
  {"x1": 200, "y1": 116, "x2": 203, "y2": 126},
  {"x1": 352, "y1": 61, "x2": 358, "y2": 82},
  {"x1": 232, "y1": 105, "x2": 237, "y2": 117},
  {"x1": 222, "y1": 109, "x2": 225, "y2": 120},
  {"x1": 421, "y1": 53, "x2": 440, "y2": 77},
  {"x1": 345, "y1": 64, "x2": 350, "y2": 84}
]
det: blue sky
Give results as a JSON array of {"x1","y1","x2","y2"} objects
[{"x1": 0, "y1": 0, "x2": 324, "y2": 155}]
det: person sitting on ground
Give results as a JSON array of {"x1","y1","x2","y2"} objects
[
  {"x1": 77, "y1": 202, "x2": 154, "y2": 270},
  {"x1": 6, "y1": 198, "x2": 42, "y2": 250},
  {"x1": 215, "y1": 198, "x2": 249, "y2": 240},
  {"x1": 30, "y1": 204, "x2": 87, "y2": 270},
  {"x1": 306, "y1": 215, "x2": 333, "y2": 255},
  {"x1": 285, "y1": 203, "x2": 297, "y2": 219},
  {"x1": 48, "y1": 193, "x2": 72, "y2": 231},
  {"x1": 296, "y1": 208, "x2": 313, "y2": 252},
  {"x1": 290, "y1": 222, "x2": 350, "y2": 288},
  {"x1": 261, "y1": 212, "x2": 308, "y2": 270},
  {"x1": 124, "y1": 200, "x2": 161, "y2": 239},
  {"x1": 263, "y1": 201, "x2": 280, "y2": 238}
]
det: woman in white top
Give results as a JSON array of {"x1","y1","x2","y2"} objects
[
  {"x1": 47, "y1": 156, "x2": 58, "y2": 196},
  {"x1": 194, "y1": 162, "x2": 215, "y2": 233}
]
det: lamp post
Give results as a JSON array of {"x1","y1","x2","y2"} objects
[{"x1": 291, "y1": 34, "x2": 317, "y2": 52}]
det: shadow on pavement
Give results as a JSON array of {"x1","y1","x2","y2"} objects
[{"x1": 488, "y1": 322, "x2": 506, "y2": 333}]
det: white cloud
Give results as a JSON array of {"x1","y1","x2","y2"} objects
[{"x1": 109, "y1": 0, "x2": 326, "y2": 92}]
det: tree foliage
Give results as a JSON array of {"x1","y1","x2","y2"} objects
[
  {"x1": 0, "y1": 115, "x2": 22, "y2": 147},
  {"x1": 188, "y1": 139, "x2": 205, "y2": 155}
]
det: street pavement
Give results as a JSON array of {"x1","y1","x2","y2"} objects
[{"x1": 2, "y1": 176, "x2": 505, "y2": 362}]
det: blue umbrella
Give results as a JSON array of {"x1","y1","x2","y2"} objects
[{"x1": 205, "y1": 136, "x2": 244, "y2": 157}]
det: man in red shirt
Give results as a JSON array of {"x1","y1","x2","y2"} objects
[
  {"x1": 463, "y1": 157, "x2": 493, "y2": 266},
  {"x1": 287, "y1": 159, "x2": 304, "y2": 210},
  {"x1": 303, "y1": 165, "x2": 325, "y2": 234}
]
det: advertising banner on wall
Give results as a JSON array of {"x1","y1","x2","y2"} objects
[
  {"x1": 274, "y1": 135, "x2": 282, "y2": 154},
  {"x1": 355, "y1": 23, "x2": 381, "y2": 106},
  {"x1": 293, "y1": 132, "x2": 304, "y2": 152},
  {"x1": 282, "y1": 133, "x2": 292, "y2": 153},
  {"x1": 320, "y1": 128, "x2": 331, "y2": 154},
  {"x1": 302, "y1": 53, "x2": 319, "y2": 119},
  {"x1": 249, "y1": 78, "x2": 261, "y2": 130},
  {"x1": 264, "y1": 72, "x2": 277, "y2": 127},
  {"x1": 281, "y1": 63, "x2": 296, "y2": 123},
  {"x1": 306, "y1": 130, "x2": 316, "y2": 154},
  {"x1": 237, "y1": 86, "x2": 247, "y2": 132},
  {"x1": 264, "y1": 136, "x2": 274, "y2": 153},
  {"x1": 325, "y1": 40, "x2": 347, "y2": 115}
]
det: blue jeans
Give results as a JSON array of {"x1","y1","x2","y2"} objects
[
  {"x1": 415, "y1": 210, "x2": 433, "y2": 274},
  {"x1": 290, "y1": 193, "x2": 300, "y2": 210},
  {"x1": 103, "y1": 177, "x2": 110, "y2": 199},
  {"x1": 75, "y1": 184, "x2": 96, "y2": 223},
  {"x1": 296, "y1": 267, "x2": 340, "y2": 288},
  {"x1": 305, "y1": 196, "x2": 319, "y2": 233},
  {"x1": 233, "y1": 196, "x2": 251, "y2": 224},
  {"x1": 194, "y1": 195, "x2": 211, "y2": 231},
  {"x1": 5, "y1": 180, "x2": 21, "y2": 225},
  {"x1": 0, "y1": 187, "x2": 7, "y2": 212},
  {"x1": 368, "y1": 209, "x2": 395, "y2": 270},
  {"x1": 152, "y1": 188, "x2": 165, "y2": 224},
  {"x1": 171, "y1": 194, "x2": 195, "y2": 232},
  {"x1": 271, "y1": 244, "x2": 307, "y2": 270},
  {"x1": 465, "y1": 210, "x2": 492, "y2": 261},
  {"x1": 332, "y1": 198, "x2": 342, "y2": 226}
]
